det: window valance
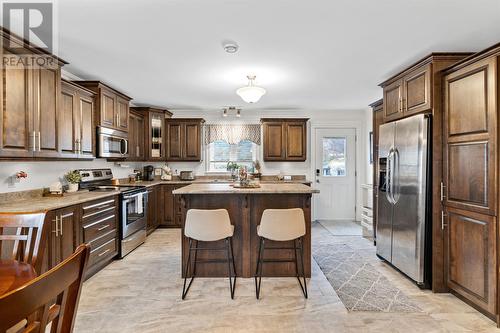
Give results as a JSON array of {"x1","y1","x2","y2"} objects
[{"x1": 204, "y1": 124, "x2": 261, "y2": 145}]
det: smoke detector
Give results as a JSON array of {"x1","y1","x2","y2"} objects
[{"x1": 223, "y1": 42, "x2": 239, "y2": 54}]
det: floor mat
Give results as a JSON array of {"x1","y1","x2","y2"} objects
[{"x1": 312, "y1": 222, "x2": 422, "y2": 312}]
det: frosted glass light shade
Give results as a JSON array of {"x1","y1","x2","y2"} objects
[{"x1": 236, "y1": 85, "x2": 266, "y2": 103}]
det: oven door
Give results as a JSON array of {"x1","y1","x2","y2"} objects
[
  {"x1": 98, "y1": 127, "x2": 129, "y2": 158},
  {"x1": 121, "y1": 191, "x2": 147, "y2": 238}
]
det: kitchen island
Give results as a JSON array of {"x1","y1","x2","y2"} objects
[{"x1": 173, "y1": 183, "x2": 318, "y2": 278}]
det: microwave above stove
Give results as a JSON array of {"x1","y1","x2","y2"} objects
[{"x1": 97, "y1": 126, "x2": 129, "y2": 158}]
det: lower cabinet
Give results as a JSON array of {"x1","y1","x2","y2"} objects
[
  {"x1": 44, "y1": 205, "x2": 80, "y2": 271},
  {"x1": 160, "y1": 184, "x2": 187, "y2": 227},
  {"x1": 146, "y1": 186, "x2": 161, "y2": 234},
  {"x1": 445, "y1": 207, "x2": 497, "y2": 317},
  {"x1": 42, "y1": 195, "x2": 119, "y2": 279}
]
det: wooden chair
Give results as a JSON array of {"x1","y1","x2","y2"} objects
[
  {"x1": 0, "y1": 212, "x2": 47, "y2": 274},
  {"x1": 0, "y1": 243, "x2": 90, "y2": 333}
]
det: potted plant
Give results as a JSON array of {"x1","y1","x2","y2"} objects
[
  {"x1": 64, "y1": 170, "x2": 81, "y2": 193},
  {"x1": 252, "y1": 160, "x2": 262, "y2": 179},
  {"x1": 226, "y1": 161, "x2": 239, "y2": 180}
]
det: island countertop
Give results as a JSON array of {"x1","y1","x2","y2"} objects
[{"x1": 172, "y1": 183, "x2": 319, "y2": 195}]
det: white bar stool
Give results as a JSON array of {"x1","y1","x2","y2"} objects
[
  {"x1": 182, "y1": 209, "x2": 237, "y2": 299},
  {"x1": 255, "y1": 208, "x2": 308, "y2": 299}
]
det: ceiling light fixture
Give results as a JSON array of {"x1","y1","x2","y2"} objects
[
  {"x1": 236, "y1": 75, "x2": 266, "y2": 104},
  {"x1": 223, "y1": 42, "x2": 239, "y2": 54},
  {"x1": 222, "y1": 107, "x2": 242, "y2": 118}
]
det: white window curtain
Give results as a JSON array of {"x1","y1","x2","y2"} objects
[{"x1": 204, "y1": 124, "x2": 261, "y2": 145}]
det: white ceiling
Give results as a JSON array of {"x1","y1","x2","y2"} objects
[{"x1": 56, "y1": 0, "x2": 500, "y2": 112}]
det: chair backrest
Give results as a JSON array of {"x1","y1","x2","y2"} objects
[
  {"x1": 259, "y1": 208, "x2": 306, "y2": 241},
  {"x1": 0, "y1": 243, "x2": 90, "y2": 333},
  {"x1": 184, "y1": 209, "x2": 233, "y2": 241},
  {"x1": 0, "y1": 212, "x2": 47, "y2": 273}
]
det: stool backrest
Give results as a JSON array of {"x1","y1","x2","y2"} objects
[
  {"x1": 185, "y1": 209, "x2": 232, "y2": 241},
  {"x1": 0, "y1": 243, "x2": 90, "y2": 333},
  {"x1": 0, "y1": 212, "x2": 47, "y2": 274},
  {"x1": 259, "y1": 208, "x2": 305, "y2": 241}
]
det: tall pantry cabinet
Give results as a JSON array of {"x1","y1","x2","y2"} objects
[{"x1": 441, "y1": 44, "x2": 500, "y2": 321}]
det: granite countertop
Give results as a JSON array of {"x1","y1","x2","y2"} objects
[
  {"x1": 0, "y1": 190, "x2": 120, "y2": 213},
  {"x1": 172, "y1": 183, "x2": 319, "y2": 195},
  {"x1": 121, "y1": 178, "x2": 312, "y2": 187},
  {"x1": 0, "y1": 176, "x2": 313, "y2": 213}
]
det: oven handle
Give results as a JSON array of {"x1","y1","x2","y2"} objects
[{"x1": 123, "y1": 191, "x2": 147, "y2": 200}]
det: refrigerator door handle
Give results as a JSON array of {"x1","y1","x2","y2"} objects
[
  {"x1": 392, "y1": 148, "x2": 400, "y2": 204},
  {"x1": 386, "y1": 148, "x2": 395, "y2": 204}
]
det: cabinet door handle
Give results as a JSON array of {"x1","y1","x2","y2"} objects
[
  {"x1": 59, "y1": 214, "x2": 63, "y2": 235},
  {"x1": 53, "y1": 215, "x2": 59, "y2": 236},
  {"x1": 441, "y1": 211, "x2": 447, "y2": 230},
  {"x1": 440, "y1": 181, "x2": 446, "y2": 202},
  {"x1": 38, "y1": 131, "x2": 41, "y2": 151},
  {"x1": 399, "y1": 97, "x2": 403, "y2": 112},
  {"x1": 32, "y1": 131, "x2": 36, "y2": 152}
]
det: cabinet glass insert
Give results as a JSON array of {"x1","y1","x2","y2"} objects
[
  {"x1": 151, "y1": 115, "x2": 163, "y2": 158},
  {"x1": 322, "y1": 137, "x2": 346, "y2": 176}
]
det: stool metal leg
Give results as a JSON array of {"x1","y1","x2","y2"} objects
[
  {"x1": 226, "y1": 238, "x2": 237, "y2": 299},
  {"x1": 297, "y1": 237, "x2": 308, "y2": 298},
  {"x1": 255, "y1": 237, "x2": 265, "y2": 299},
  {"x1": 182, "y1": 238, "x2": 195, "y2": 300}
]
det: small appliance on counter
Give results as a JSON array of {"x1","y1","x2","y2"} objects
[
  {"x1": 143, "y1": 165, "x2": 154, "y2": 181},
  {"x1": 179, "y1": 170, "x2": 195, "y2": 181}
]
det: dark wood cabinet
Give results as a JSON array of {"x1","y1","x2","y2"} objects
[
  {"x1": 0, "y1": 33, "x2": 67, "y2": 159},
  {"x1": 60, "y1": 80, "x2": 96, "y2": 158},
  {"x1": 382, "y1": 79, "x2": 403, "y2": 121},
  {"x1": 45, "y1": 205, "x2": 80, "y2": 270},
  {"x1": 370, "y1": 99, "x2": 383, "y2": 244},
  {"x1": 261, "y1": 118, "x2": 308, "y2": 161},
  {"x1": 128, "y1": 111, "x2": 145, "y2": 161},
  {"x1": 442, "y1": 50, "x2": 499, "y2": 319},
  {"x1": 146, "y1": 186, "x2": 161, "y2": 234},
  {"x1": 75, "y1": 81, "x2": 132, "y2": 133},
  {"x1": 41, "y1": 196, "x2": 119, "y2": 280},
  {"x1": 166, "y1": 119, "x2": 204, "y2": 161},
  {"x1": 160, "y1": 184, "x2": 188, "y2": 227},
  {"x1": 131, "y1": 107, "x2": 173, "y2": 161}
]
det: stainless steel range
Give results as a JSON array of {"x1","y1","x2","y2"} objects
[{"x1": 78, "y1": 168, "x2": 148, "y2": 258}]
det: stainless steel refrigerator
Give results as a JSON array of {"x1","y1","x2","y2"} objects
[{"x1": 376, "y1": 113, "x2": 431, "y2": 286}]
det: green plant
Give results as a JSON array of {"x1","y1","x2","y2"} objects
[
  {"x1": 226, "y1": 161, "x2": 239, "y2": 171},
  {"x1": 64, "y1": 170, "x2": 81, "y2": 184}
]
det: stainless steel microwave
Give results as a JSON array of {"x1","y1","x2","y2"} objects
[{"x1": 97, "y1": 126, "x2": 129, "y2": 158}]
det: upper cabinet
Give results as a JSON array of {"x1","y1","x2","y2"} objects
[
  {"x1": 261, "y1": 118, "x2": 308, "y2": 161},
  {"x1": 380, "y1": 54, "x2": 471, "y2": 123},
  {"x1": 128, "y1": 111, "x2": 145, "y2": 161},
  {"x1": 165, "y1": 118, "x2": 204, "y2": 161},
  {"x1": 0, "y1": 30, "x2": 67, "y2": 159},
  {"x1": 60, "y1": 80, "x2": 96, "y2": 159},
  {"x1": 131, "y1": 107, "x2": 173, "y2": 161},
  {"x1": 75, "y1": 81, "x2": 132, "y2": 132}
]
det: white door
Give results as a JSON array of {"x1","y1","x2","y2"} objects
[{"x1": 314, "y1": 128, "x2": 356, "y2": 220}]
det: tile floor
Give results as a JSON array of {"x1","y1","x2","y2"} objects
[{"x1": 74, "y1": 225, "x2": 498, "y2": 332}]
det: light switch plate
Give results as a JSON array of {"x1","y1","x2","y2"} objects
[{"x1": 283, "y1": 175, "x2": 292, "y2": 181}]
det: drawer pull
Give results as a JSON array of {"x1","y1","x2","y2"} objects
[
  {"x1": 83, "y1": 214, "x2": 115, "y2": 228},
  {"x1": 83, "y1": 199, "x2": 115, "y2": 210},
  {"x1": 98, "y1": 249, "x2": 111, "y2": 257},
  {"x1": 123, "y1": 236, "x2": 135, "y2": 243},
  {"x1": 82, "y1": 206, "x2": 115, "y2": 219},
  {"x1": 97, "y1": 225, "x2": 110, "y2": 231}
]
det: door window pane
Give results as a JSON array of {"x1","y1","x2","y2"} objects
[{"x1": 322, "y1": 137, "x2": 346, "y2": 176}]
